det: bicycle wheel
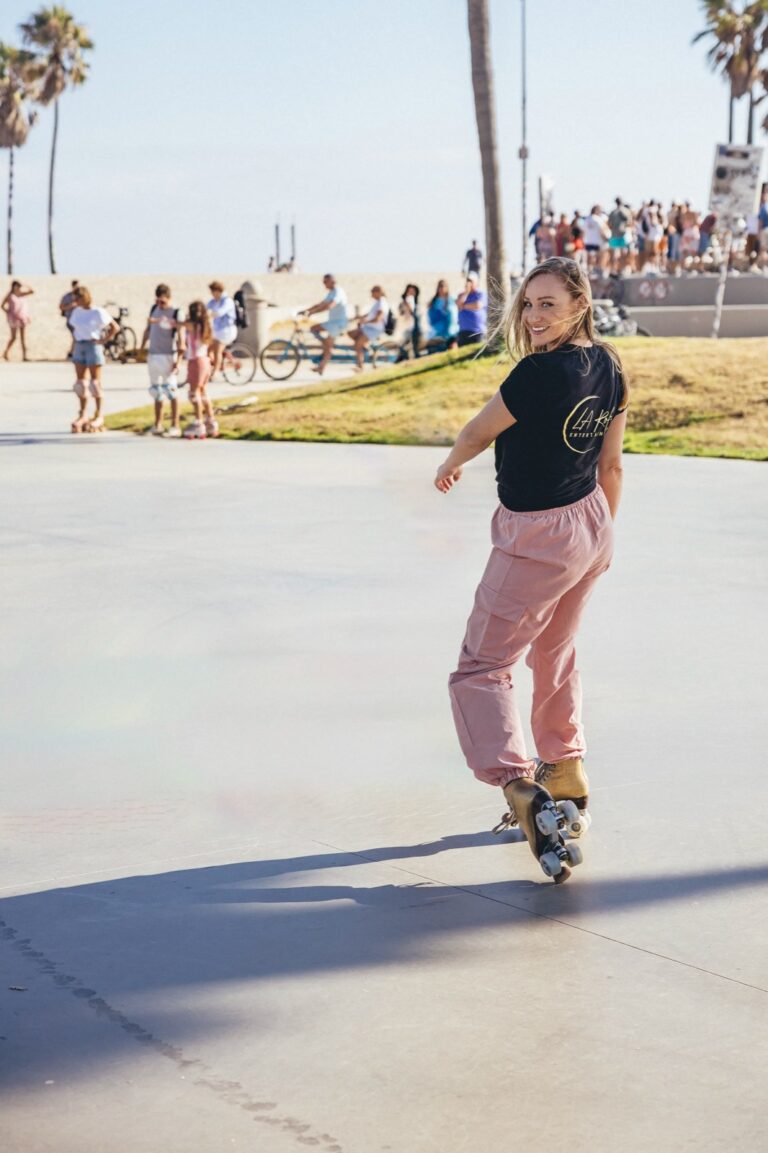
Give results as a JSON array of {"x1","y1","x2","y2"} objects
[
  {"x1": 371, "y1": 341, "x2": 401, "y2": 368},
  {"x1": 121, "y1": 326, "x2": 137, "y2": 353},
  {"x1": 105, "y1": 331, "x2": 126, "y2": 362},
  {"x1": 260, "y1": 339, "x2": 300, "y2": 381},
  {"x1": 222, "y1": 341, "x2": 257, "y2": 385}
]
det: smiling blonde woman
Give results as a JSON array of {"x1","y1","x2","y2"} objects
[{"x1": 435, "y1": 257, "x2": 629, "y2": 883}]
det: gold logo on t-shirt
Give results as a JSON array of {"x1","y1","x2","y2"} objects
[{"x1": 562, "y1": 395, "x2": 616, "y2": 454}]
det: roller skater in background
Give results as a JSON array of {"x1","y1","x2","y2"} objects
[
  {"x1": 182, "y1": 301, "x2": 218, "y2": 439},
  {"x1": 68, "y1": 287, "x2": 119, "y2": 433},
  {"x1": 435, "y1": 257, "x2": 628, "y2": 883}
]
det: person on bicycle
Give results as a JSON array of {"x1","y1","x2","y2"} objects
[
  {"x1": 207, "y1": 281, "x2": 237, "y2": 381},
  {"x1": 300, "y1": 274, "x2": 349, "y2": 376},
  {"x1": 141, "y1": 284, "x2": 185, "y2": 437},
  {"x1": 349, "y1": 285, "x2": 389, "y2": 372}
]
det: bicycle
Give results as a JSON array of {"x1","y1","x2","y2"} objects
[
  {"x1": 260, "y1": 317, "x2": 400, "y2": 381},
  {"x1": 102, "y1": 302, "x2": 137, "y2": 362},
  {"x1": 220, "y1": 339, "x2": 257, "y2": 385}
]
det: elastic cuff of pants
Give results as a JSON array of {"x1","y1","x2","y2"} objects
[{"x1": 500, "y1": 766, "x2": 536, "y2": 787}]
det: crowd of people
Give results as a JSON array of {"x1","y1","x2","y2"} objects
[
  {"x1": 530, "y1": 191, "x2": 768, "y2": 276},
  {"x1": 57, "y1": 279, "x2": 241, "y2": 438}
]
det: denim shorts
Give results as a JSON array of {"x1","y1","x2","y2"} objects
[{"x1": 73, "y1": 340, "x2": 105, "y2": 367}]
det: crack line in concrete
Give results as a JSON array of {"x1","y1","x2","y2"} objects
[
  {"x1": 311, "y1": 839, "x2": 768, "y2": 997},
  {"x1": 0, "y1": 920, "x2": 344, "y2": 1153}
]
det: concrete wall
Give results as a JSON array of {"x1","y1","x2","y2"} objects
[{"x1": 2, "y1": 272, "x2": 455, "y2": 361}]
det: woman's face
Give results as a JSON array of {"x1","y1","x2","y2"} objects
[
  {"x1": 437, "y1": 281, "x2": 448, "y2": 296},
  {"x1": 522, "y1": 272, "x2": 584, "y2": 349}
]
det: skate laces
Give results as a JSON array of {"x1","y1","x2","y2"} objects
[
  {"x1": 534, "y1": 760, "x2": 554, "y2": 784},
  {"x1": 491, "y1": 807, "x2": 519, "y2": 835}
]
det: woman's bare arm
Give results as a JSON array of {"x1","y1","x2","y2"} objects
[
  {"x1": 434, "y1": 391, "x2": 516, "y2": 492},
  {"x1": 597, "y1": 409, "x2": 627, "y2": 519}
]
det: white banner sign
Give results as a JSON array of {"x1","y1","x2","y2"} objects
[{"x1": 709, "y1": 144, "x2": 764, "y2": 228}]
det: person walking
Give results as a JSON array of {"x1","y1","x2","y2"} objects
[
  {"x1": 435, "y1": 256, "x2": 628, "y2": 883},
  {"x1": 2, "y1": 280, "x2": 34, "y2": 361},
  {"x1": 427, "y1": 279, "x2": 459, "y2": 348},
  {"x1": 182, "y1": 300, "x2": 218, "y2": 439},
  {"x1": 349, "y1": 285, "x2": 389, "y2": 371},
  {"x1": 140, "y1": 284, "x2": 185, "y2": 437},
  {"x1": 301, "y1": 274, "x2": 349, "y2": 376},
  {"x1": 456, "y1": 272, "x2": 487, "y2": 347},
  {"x1": 462, "y1": 240, "x2": 483, "y2": 277},
  {"x1": 206, "y1": 281, "x2": 237, "y2": 380},
  {"x1": 68, "y1": 287, "x2": 119, "y2": 433}
]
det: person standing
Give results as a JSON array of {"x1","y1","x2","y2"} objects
[
  {"x1": 397, "y1": 283, "x2": 422, "y2": 360},
  {"x1": 462, "y1": 240, "x2": 483, "y2": 277},
  {"x1": 582, "y1": 205, "x2": 608, "y2": 272},
  {"x1": 456, "y1": 272, "x2": 487, "y2": 347},
  {"x1": 141, "y1": 284, "x2": 185, "y2": 437},
  {"x1": 206, "y1": 281, "x2": 237, "y2": 380},
  {"x1": 301, "y1": 273, "x2": 349, "y2": 376},
  {"x1": 349, "y1": 285, "x2": 389, "y2": 371},
  {"x1": 68, "y1": 286, "x2": 119, "y2": 433},
  {"x1": 59, "y1": 279, "x2": 80, "y2": 358},
  {"x1": 435, "y1": 256, "x2": 628, "y2": 883},
  {"x1": 2, "y1": 280, "x2": 34, "y2": 361},
  {"x1": 427, "y1": 279, "x2": 459, "y2": 347},
  {"x1": 182, "y1": 300, "x2": 218, "y2": 439},
  {"x1": 607, "y1": 198, "x2": 632, "y2": 274}
]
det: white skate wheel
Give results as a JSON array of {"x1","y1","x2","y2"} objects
[
  {"x1": 540, "y1": 851, "x2": 562, "y2": 878},
  {"x1": 536, "y1": 809, "x2": 559, "y2": 836},
  {"x1": 565, "y1": 843, "x2": 583, "y2": 867}
]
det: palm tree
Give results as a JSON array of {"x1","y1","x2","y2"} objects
[
  {"x1": 0, "y1": 44, "x2": 38, "y2": 275},
  {"x1": 693, "y1": 1, "x2": 768, "y2": 144},
  {"x1": 467, "y1": 0, "x2": 506, "y2": 319},
  {"x1": 20, "y1": 6, "x2": 93, "y2": 274}
]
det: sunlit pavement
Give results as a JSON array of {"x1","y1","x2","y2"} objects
[
  {"x1": 0, "y1": 357, "x2": 357, "y2": 439},
  {"x1": 1, "y1": 364, "x2": 766, "y2": 1152}
]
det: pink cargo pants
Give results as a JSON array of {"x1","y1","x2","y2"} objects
[{"x1": 448, "y1": 486, "x2": 614, "y2": 787}]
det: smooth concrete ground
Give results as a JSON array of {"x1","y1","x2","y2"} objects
[{"x1": 1, "y1": 364, "x2": 767, "y2": 1153}]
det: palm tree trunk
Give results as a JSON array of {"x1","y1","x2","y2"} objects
[
  {"x1": 467, "y1": 0, "x2": 506, "y2": 318},
  {"x1": 747, "y1": 86, "x2": 755, "y2": 144},
  {"x1": 48, "y1": 98, "x2": 59, "y2": 274},
  {"x1": 7, "y1": 147, "x2": 14, "y2": 276}
]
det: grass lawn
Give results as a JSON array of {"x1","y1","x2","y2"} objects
[{"x1": 105, "y1": 337, "x2": 768, "y2": 461}]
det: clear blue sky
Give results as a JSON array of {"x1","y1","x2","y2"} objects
[{"x1": 0, "y1": 0, "x2": 748, "y2": 275}]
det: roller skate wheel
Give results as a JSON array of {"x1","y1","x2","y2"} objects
[
  {"x1": 540, "y1": 851, "x2": 563, "y2": 878},
  {"x1": 536, "y1": 808, "x2": 559, "y2": 837},
  {"x1": 559, "y1": 800, "x2": 582, "y2": 837},
  {"x1": 564, "y1": 843, "x2": 583, "y2": 867}
]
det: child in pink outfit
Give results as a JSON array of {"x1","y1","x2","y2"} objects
[{"x1": 435, "y1": 257, "x2": 629, "y2": 883}]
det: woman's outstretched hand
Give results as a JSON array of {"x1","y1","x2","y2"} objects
[{"x1": 434, "y1": 462, "x2": 463, "y2": 492}]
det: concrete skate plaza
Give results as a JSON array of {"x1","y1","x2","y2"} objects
[{"x1": 1, "y1": 364, "x2": 766, "y2": 1152}]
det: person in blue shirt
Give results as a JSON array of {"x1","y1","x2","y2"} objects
[
  {"x1": 427, "y1": 279, "x2": 459, "y2": 348},
  {"x1": 456, "y1": 273, "x2": 487, "y2": 347}
]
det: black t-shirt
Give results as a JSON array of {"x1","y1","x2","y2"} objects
[{"x1": 495, "y1": 343, "x2": 627, "y2": 512}]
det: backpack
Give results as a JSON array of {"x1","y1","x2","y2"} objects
[
  {"x1": 233, "y1": 289, "x2": 247, "y2": 329},
  {"x1": 384, "y1": 308, "x2": 396, "y2": 336}
]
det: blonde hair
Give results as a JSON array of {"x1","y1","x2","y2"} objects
[
  {"x1": 75, "y1": 285, "x2": 92, "y2": 308},
  {"x1": 498, "y1": 257, "x2": 629, "y2": 407}
]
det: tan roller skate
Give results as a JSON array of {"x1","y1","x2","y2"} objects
[
  {"x1": 498, "y1": 776, "x2": 583, "y2": 884},
  {"x1": 533, "y1": 757, "x2": 591, "y2": 839}
]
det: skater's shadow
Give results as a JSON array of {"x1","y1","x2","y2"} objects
[{"x1": 2, "y1": 832, "x2": 767, "y2": 1091}]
